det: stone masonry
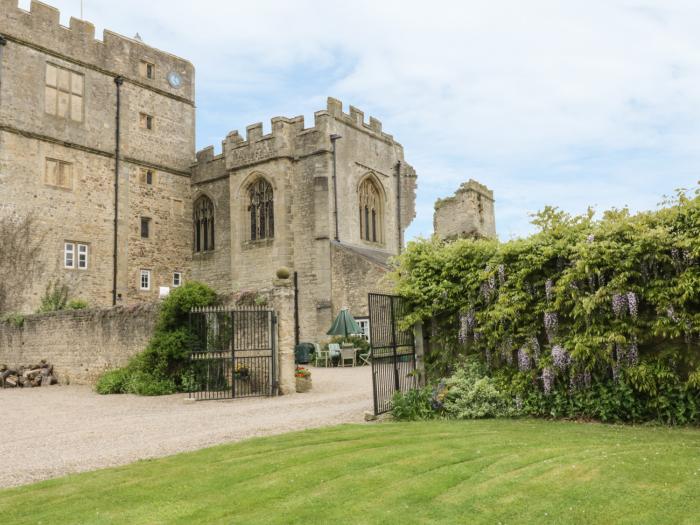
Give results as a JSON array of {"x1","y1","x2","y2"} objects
[
  {"x1": 433, "y1": 179, "x2": 496, "y2": 240},
  {"x1": 0, "y1": 0, "x2": 194, "y2": 312}
]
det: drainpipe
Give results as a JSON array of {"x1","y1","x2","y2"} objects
[
  {"x1": 293, "y1": 271, "x2": 300, "y2": 346},
  {"x1": 330, "y1": 134, "x2": 342, "y2": 242},
  {"x1": 0, "y1": 36, "x2": 7, "y2": 107},
  {"x1": 112, "y1": 76, "x2": 124, "y2": 306},
  {"x1": 396, "y1": 161, "x2": 402, "y2": 254}
]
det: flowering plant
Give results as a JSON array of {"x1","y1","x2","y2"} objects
[
  {"x1": 294, "y1": 366, "x2": 311, "y2": 379},
  {"x1": 233, "y1": 363, "x2": 250, "y2": 378}
]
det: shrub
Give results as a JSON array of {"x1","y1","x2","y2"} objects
[
  {"x1": 95, "y1": 368, "x2": 130, "y2": 394},
  {"x1": 391, "y1": 386, "x2": 434, "y2": 421},
  {"x1": 442, "y1": 360, "x2": 516, "y2": 419},
  {"x1": 67, "y1": 299, "x2": 88, "y2": 310},
  {"x1": 95, "y1": 281, "x2": 217, "y2": 396},
  {"x1": 37, "y1": 280, "x2": 68, "y2": 313},
  {"x1": 2, "y1": 312, "x2": 25, "y2": 327}
]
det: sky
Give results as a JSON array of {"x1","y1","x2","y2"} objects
[{"x1": 21, "y1": 0, "x2": 700, "y2": 240}]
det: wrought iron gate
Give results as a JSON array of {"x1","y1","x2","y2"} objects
[
  {"x1": 188, "y1": 306, "x2": 277, "y2": 400},
  {"x1": 368, "y1": 293, "x2": 417, "y2": 415}
]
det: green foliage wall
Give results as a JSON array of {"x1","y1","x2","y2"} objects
[{"x1": 394, "y1": 188, "x2": 700, "y2": 424}]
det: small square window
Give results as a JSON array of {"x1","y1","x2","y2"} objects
[
  {"x1": 140, "y1": 269, "x2": 151, "y2": 291},
  {"x1": 140, "y1": 60, "x2": 155, "y2": 80},
  {"x1": 173, "y1": 272, "x2": 182, "y2": 287},
  {"x1": 140, "y1": 217, "x2": 151, "y2": 239},
  {"x1": 77, "y1": 244, "x2": 88, "y2": 269},
  {"x1": 140, "y1": 113, "x2": 153, "y2": 130},
  {"x1": 64, "y1": 242, "x2": 74, "y2": 268}
]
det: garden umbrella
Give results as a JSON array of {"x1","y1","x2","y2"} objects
[{"x1": 326, "y1": 308, "x2": 361, "y2": 337}]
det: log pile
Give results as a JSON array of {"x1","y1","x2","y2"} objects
[{"x1": 0, "y1": 361, "x2": 58, "y2": 388}]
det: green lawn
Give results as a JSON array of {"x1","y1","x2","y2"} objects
[{"x1": 2, "y1": 420, "x2": 699, "y2": 524}]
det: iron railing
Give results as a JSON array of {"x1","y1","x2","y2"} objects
[{"x1": 188, "y1": 305, "x2": 277, "y2": 400}]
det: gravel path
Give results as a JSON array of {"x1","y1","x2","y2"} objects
[{"x1": 0, "y1": 366, "x2": 373, "y2": 489}]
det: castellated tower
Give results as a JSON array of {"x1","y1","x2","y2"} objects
[{"x1": 433, "y1": 180, "x2": 496, "y2": 240}]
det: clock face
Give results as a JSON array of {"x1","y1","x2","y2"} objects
[{"x1": 167, "y1": 71, "x2": 182, "y2": 89}]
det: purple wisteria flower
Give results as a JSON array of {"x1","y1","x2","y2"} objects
[
  {"x1": 484, "y1": 346, "x2": 492, "y2": 368},
  {"x1": 551, "y1": 344, "x2": 570, "y2": 370},
  {"x1": 612, "y1": 293, "x2": 627, "y2": 317},
  {"x1": 544, "y1": 312, "x2": 558, "y2": 342},
  {"x1": 517, "y1": 347, "x2": 531, "y2": 372},
  {"x1": 473, "y1": 331, "x2": 483, "y2": 343},
  {"x1": 501, "y1": 338, "x2": 514, "y2": 366},
  {"x1": 627, "y1": 292, "x2": 638, "y2": 319},
  {"x1": 545, "y1": 279, "x2": 554, "y2": 303},
  {"x1": 458, "y1": 315, "x2": 469, "y2": 344},
  {"x1": 497, "y1": 264, "x2": 506, "y2": 286},
  {"x1": 542, "y1": 367, "x2": 554, "y2": 395},
  {"x1": 612, "y1": 361, "x2": 621, "y2": 382},
  {"x1": 587, "y1": 233, "x2": 595, "y2": 244}
]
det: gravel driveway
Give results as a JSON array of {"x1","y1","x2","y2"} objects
[{"x1": 0, "y1": 366, "x2": 372, "y2": 489}]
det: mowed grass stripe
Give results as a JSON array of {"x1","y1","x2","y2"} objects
[{"x1": 1, "y1": 420, "x2": 699, "y2": 524}]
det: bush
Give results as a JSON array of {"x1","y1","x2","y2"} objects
[
  {"x1": 95, "y1": 281, "x2": 217, "y2": 396},
  {"x1": 2, "y1": 312, "x2": 25, "y2": 327},
  {"x1": 37, "y1": 280, "x2": 68, "y2": 313},
  {"x1": 67, "y1": 299, "x2": 88, "y2": 310},
  {"x1": 95, "y1": 368, "x2": 130, "y2": 394},
  {"x1": 391, "y1": 387, "x2": 434, "y2": 421},
  {"x1": 442, "y1": 359, "x2": 515, "y2": 419}
]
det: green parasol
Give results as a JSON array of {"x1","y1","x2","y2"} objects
[{"x1": 326, "y1": 308, "x2": 361, "y2": 337}]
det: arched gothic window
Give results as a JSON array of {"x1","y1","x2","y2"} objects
[
  {"x1": 194, "y1": 195, "x2": 215, "y2": 252},
  {"x1": 359, "y1": 177, "x2": 383, "y2": 243},
  {"x1": 248, "y1": 178, "x2": 274, "y2": 240}
]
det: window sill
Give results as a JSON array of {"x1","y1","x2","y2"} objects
[{"x1": 242, "y1": 238, "x2": 274, "y2": 250}]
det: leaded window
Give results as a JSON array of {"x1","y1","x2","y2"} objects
[
  {"x1": 248, "y1": 179, "x2": 274, "y2": 241},
  {"x1": 359, "y1": 177, "x2": 383, "y2": 243},
  {"x1": 194, "y1": 196, "x2": 215, "y2": 252}
]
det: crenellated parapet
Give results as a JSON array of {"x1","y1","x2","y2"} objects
[
  {"x1": 194, "y1": 97, "x2": 404, "y2": 172},
  {"x1": 0, "y1": 0, "x2": 194, "y2": 101}
]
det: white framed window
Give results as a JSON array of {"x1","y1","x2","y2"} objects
[
  {"x1": 64, "y1": 242, "x2": 75, "y2": 268},
  {"x1": 77, "y1": 244, "x2": 88, "y2": 269},
  {"x1": 173, "y1": 272, "x2": 182, "y2": 287},
  {"x1": 140, "y1": 269, "x2": 151, "y2": 291},
  {"x1": 356, "y1": 318, "x2": 370, "y2": 343}
]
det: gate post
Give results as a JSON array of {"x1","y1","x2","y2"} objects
[
  {"x1": 413, "y1": 322, "x2": 425, "y2": 386},
  {"x1": 271, "y1": 279, "x2": 295, "y2": 395}
]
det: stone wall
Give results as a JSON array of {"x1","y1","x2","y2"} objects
[
  {"x1": 433, "y1": 179, "x2": 496, "y2": 240},
  {"x1": 0, "y1": 304, "x2": 158, "y2": 385}
]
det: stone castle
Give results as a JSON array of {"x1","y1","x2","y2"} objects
[{"x1": 0, "y1": 1, "x2": 495, "y2": 342}]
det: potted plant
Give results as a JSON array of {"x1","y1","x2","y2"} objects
[
  {"x1": 295, "y1": 366, "x2": 312, "y2": 393},
  {"x1": 233, "y1": 363, "x2": 250, "y2": 380}
]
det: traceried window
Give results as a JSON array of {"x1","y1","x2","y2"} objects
[
  {"x1": 359, "y1": 177, "x2": 384, "y2": 243},
  {"x1": 193, "y1": 195, "x2": 215, "y2": 252},
  {"x1": 248, "y1": 178, "x2": 274, "y2": 241},
  {"x1": 45, "y1": 63, "x2": 83, "y2": 122}
]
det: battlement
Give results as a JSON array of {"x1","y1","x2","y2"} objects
[
  {"x1": 195, "y1": 98, "x2": 402, "y2": 169},
  {"x1": 0, "y1": 0, "x2": 194, "y2": 99}
]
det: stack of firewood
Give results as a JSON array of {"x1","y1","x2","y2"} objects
[{"x1": 0, "y1": 361, "x2": 58, "y2": 388}]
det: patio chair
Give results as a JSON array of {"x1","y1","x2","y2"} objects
[
  {"x1": 313, "y1": 343, "x2": 330, "y2": 367},
  {"x1": 358, "y1": 349, "x2": 371, "y2": 366},
  {"x1": 340, "y1": 346, "x2": 356, "y2": 367},
  {"x1": 328, "y1": 343, "x2": 341, "y2": 367}
]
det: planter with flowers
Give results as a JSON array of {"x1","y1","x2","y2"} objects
[{"x1": 295, "y1": 366, "x2": 312, "y2": 393}]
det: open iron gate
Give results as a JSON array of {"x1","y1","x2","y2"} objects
[
  {"x1": 188, "y1": 306, "x2": 277, "y2": 400},
  {"x1": 368, "y1": 293, "x2": 417, "y2": 415}
]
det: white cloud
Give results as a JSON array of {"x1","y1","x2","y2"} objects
[{"x1": 24, "y1": 0, "x2": 700, "y2": 238}]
